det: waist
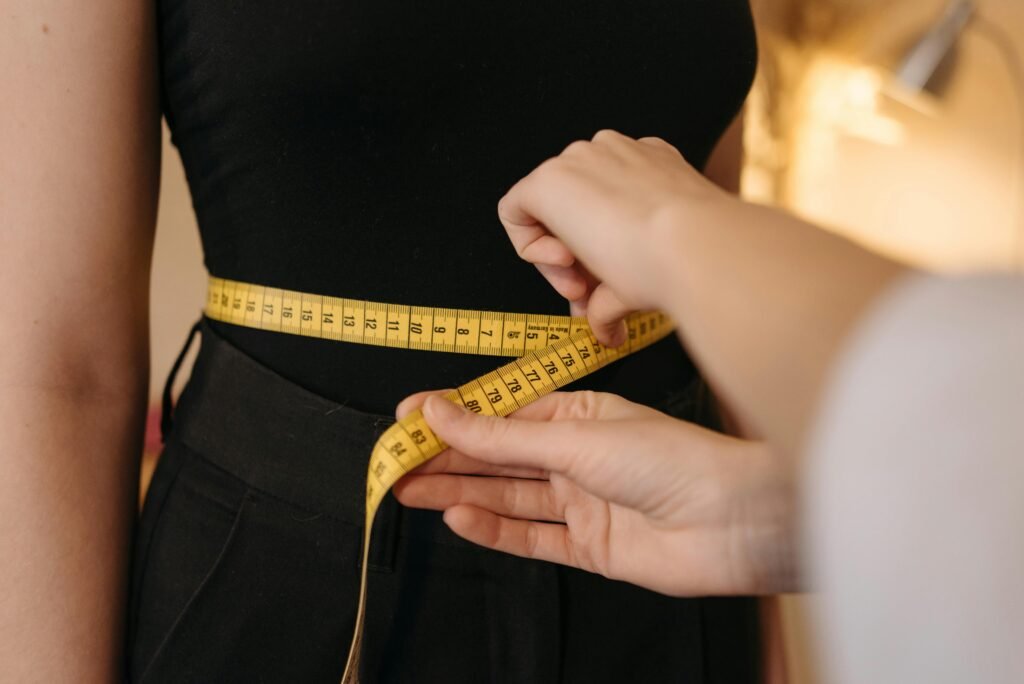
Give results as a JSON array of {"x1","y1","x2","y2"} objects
[
  {"x1": 171, "y1": 319, "x2": 393, "y2": 525},
  {"x1": 168, "y1": 319, "x2": 493, "y2": 560},
  {"x1": 207, "y1": 315, "x2": 696, "y2": 414},
  {"x1": 169, "y1": 319, "x2": 713, "y2": 525}
]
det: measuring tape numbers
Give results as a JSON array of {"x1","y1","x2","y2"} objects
[{"x1": 203, "y1": 276, "x2": 674, "y2": 683}]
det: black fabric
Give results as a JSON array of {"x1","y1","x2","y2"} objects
[
  {"x1": 127, "y1": 320, "x2": 761, "y2": 683},
  {"x1": 157, "y1": 0, "x2": 759, "y2": 414}
]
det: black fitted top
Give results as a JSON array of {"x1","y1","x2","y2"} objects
[{"x1": 159, "y1": 1, "x2": 758, "y2": 414}]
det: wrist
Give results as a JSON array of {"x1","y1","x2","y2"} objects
[
  {"x1": 649, "y1": 198, "x2": 696, "y2": 312},
  {"x1": 652, "y1": 192, "x2": 730, "y2": 318}
]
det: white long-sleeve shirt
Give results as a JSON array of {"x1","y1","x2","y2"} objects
[{"x1": 806, "y1": 275, "x2": 1024, "y2": 683}]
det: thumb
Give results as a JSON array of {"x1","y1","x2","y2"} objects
[
  {"x1": 424, "y1": 396, "x2": 688, "y2": 513},
  {"x1": 423, "y1": 395, "x2": 579, "y2": 474},
  {"x1": 587, "y1": 283, "x2": 633, "y2": 347}
]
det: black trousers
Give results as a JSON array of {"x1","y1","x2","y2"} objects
[{"x1": 126, "y1": 319, "x2": 761, "y2": 683}]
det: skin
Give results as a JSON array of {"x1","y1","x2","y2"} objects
[
  {"x1": 1, "y1": 2, "x2": 160, "y2": 681},
  {"x1": 394, "y1": 390, "x2": 800, "y2": 596},
  {"x1": 396, "y1": 131, "x2": 911, "y2": 597}
]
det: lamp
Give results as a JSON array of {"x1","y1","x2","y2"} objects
[{"x1": 894, "y1": 0, "x2": 976, "y2": 95}]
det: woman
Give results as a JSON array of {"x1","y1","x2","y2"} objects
[{"x1": 1, "y1": 2, "x2": 761, "y2": 681}]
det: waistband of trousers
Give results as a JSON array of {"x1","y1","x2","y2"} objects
[{"x1": 163, "y1": 317, "x2": 396, "y2": 527}]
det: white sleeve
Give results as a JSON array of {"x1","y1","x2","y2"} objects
[{"x1": 804, "y1": 275, "x2": 1024, "y2": 684}]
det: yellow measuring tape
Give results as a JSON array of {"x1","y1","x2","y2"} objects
[{"x1": 204, "y1": 276, "x2": 674, "y2": 683}]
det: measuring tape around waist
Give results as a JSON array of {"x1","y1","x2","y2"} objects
[{"x1": 204, "y1": 276, "x2": 675, "y2": 683}]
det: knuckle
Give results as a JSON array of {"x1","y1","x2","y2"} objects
[
  {"x1": 496, "y1": 195, "x2": 512, "y2": 218},
  {"x1": 568, "y1": 390, "x2": 608, "y2": 420},
  {"x1": 561, "y1": 139, "x2": 591, "y2": 157},
  {"x1": 591, "y1": 129, "x2": 621, "y2": 143},
  {"x1": 640, "y1": 135, "x2": 670, "y2": 147},
  {"x1": 503, "y1": 479, "x2": 522, "y2": 513},
  {"x1": 563, "y1": 530, "x2": 582, "y2": 569},
  {"x1": 524, "y1": 523, "x2": 540, "y2": 558},
  {"x1": 571, "y1": 391, "x2": 598, "y2": 419},
  {"x1": 534, "y1": 157, "x2": 566, "y2": 182},
  {"x1": 543, "y1": 485, "x2": 562, "y2": 520},
  {"x1": 479, "y1": 414, "x2": 508, "y2": 443}
]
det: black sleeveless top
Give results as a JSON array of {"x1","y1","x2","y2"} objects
[{"x1": 158, "y1": 1, "x2": 758, "y2": 414}]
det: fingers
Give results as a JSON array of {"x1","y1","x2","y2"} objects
[
  {"x1": 393, "y1": 473, "x2": 562, "y2": 522},
  {"x1": 497, "y1": 172, "x2": 546, "y2": 241},
  {"x1": 396, "y1": 389, "x2": 451, "y2": 420},
  {"x1": 586, "y1": 283, "x2": 632, "y2": 348},
  {"x1": 421, "y1": 392, "x2": 707, "y2": 513},
  {"x1": 443, "y1": 505, "x2": 581, "y2": 569},
  {"x1": 420, "y1": 392, "x2": 650, "y2": 474},
  {"x1": 421, "y1": 394, "x2": 574, "y2": 472},
  {"x1": 396, "y1": 389, "x2": 547, "y2": 478},
  {"x1": 468, "y1": 389, "x2": 650, "y2": 424},
  {"x1": 519, "y1": 234, "x2": 575, "y2": 268},
  {"x1": 402, "y1": 448, "x2": 549, "y2": 479},
  {"x1": 399, "y1": 388, "x2": 625, "y2": 430},
  {"x1": 498, "y1": 132, "x2": 666, "y2": 337},
  {"x1": 498, "y1": 175, "x2": 591, "y2": 302},
  {"x1": 502, "y1": 215, "x2": 575, "y2": 268},
  {"x1": 590, "y1": 131, "x2": 682, "y2": 160},
  {"x1": 497, "y1": 163, "x2": 574, "y2": 266},
  {"x1": 568, "y1": 265, "x2": 603, "y2": 317},
  {"x1": 535, "y1": 262, "x2": 590, "y2": 302},
  {"x1": 637, "y1": 136, "x2": 683, "y2": 157}
]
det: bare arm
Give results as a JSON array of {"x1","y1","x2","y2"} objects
[
  {"x1": 0, "y1": 2, "x2": 160, "y2": 680},
  {"x1": 664, "y1": 197, "x2": 905, "y2": 455}
]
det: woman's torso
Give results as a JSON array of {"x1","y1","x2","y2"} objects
[{"x1": 158, "y1": 0, "x2": 758, "y2": 413}]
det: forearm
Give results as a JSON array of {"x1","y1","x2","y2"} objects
[
  {"x1": 0, "y1": 381, "x2": 146, "y2": 682},
  {"x1": 663, "y1": 199, "x2": 908, "y2": 454}
]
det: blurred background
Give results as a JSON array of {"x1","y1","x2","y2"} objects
[
  {"x1": 146, "y1": 0, "x2": 1024, "y2": 680},
  {"x1": 746, "y1": 0, "x2": 1023, "y2": 272}
]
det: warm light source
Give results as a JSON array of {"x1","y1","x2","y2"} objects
[
  {"x1": 895, "y1": 0, "x2": 975, "y2": 95},
  {"x1": 797, "y1": 58, "x2": 906, "y2": 150},
  {"x1": 765, "y1": 0, "x2": 1024, "y2": 272}
]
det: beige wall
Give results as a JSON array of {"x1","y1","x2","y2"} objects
[{"x1": 149, "y1": 125, "x2": 204, "y2": 403}]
